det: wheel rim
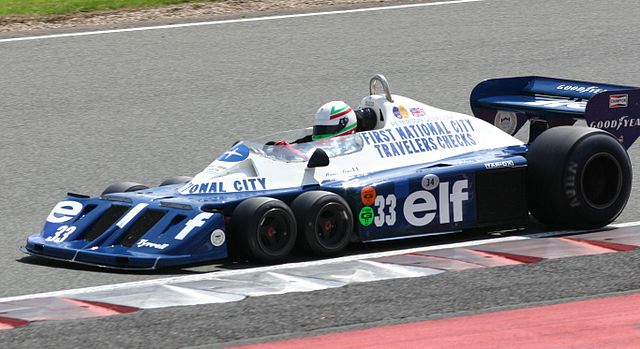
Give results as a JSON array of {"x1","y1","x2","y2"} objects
[
  {"x1": 313, "y1": 202, "x2": 350, "y2": 249},
  {"x1": 257, "y1": 208, "x2": 292, "y2": 255},
  {"x1": 580, "y1": 152, "x2": 623, "y2": 210}
]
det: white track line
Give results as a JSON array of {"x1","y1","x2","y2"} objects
[
  {"x1": 3, "y1": 220, "x2": 638, "y2": 303},
  {"x1": 0, "y1": 234, "x2": 525, "y2": 303},
  {"x1": 609, "y1": 221, "x2": 640, "y2": 228},
  {"x1": 0, "y1": 0, "x2": 486, "y2": 44}
]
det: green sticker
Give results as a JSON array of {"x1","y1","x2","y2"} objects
[{"x1": 359, "y1": 206, "x2": 374, "y2": 227}]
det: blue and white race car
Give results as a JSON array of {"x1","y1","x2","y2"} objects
[{"x1": 22, "y1": 75, "x2": 639, "y2": 269}]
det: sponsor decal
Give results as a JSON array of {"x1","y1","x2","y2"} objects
[
  {"x1": 403, "y1": 179, "x2": 469, "y2": 227},
  {"x1": 175, "y1": 212, "x2": 214, "y2": 240},
  {"x1": 184, "y1": 177, "x2": 267, "y2": 194},
  {"x1": 360, "y1": 119, "x2": 477, "y2": 159},
  {"x1": 390, "y1": 112, "x2": 459, "y2": 125},
  {"x1": 136, "y1": 239, "x2": 169, "y2": 250},
  {"x1": 361, "y1": 186, "x2": 377, "y2": 206},
  {"x1": 324, "y1": 166, "x2": 360, "y2": 178},
  {"x1": 188, "y1": 181, "x2": 227, "y2": 193},
  {"x1": 564, "y1": 161, "x2": 580, "y2": 208},
  {"x1": 589, "y1": 116, "x2": 640, "y2": 131},
  {"x1": 484, "y1": 160, "x2": 515, "y2": 169},
  {"x1": 399, "y1": 106, "x2": 410, "y2": 119},
  {"x1": 364, "y1": 98, "x2": 375, "y2": 107},
  {"x1": 206, "y1": 164, "x2": 228, "y2": 175},
  {"x1": 556, "y1": 84, "x2": 607, "y2": 95},
  {"x1": 46, "y1": 201, "x2": 83, "y2": 224},
  {"x1": 392, "y1": 105, "x2": 411, "y2": 119},
  {"x1": 217, "y1": 143, "x2": 250, "y2": 162},
  {"x1": 393, "y1": 106, "x2": 402, "y2": 119},
  {"x1": 359, "y1": 206, "x2": 374, "y2": 227},
  {"x1": 494, "y1": 111, "x2": 518, "y2": 135},
  {"x1": 421, "y1": 174, "x2": 439, "y2": 190},
  {"x1": 234, "y1": 178, "x2": 267, "y2": 192},
  {"x1": 210, "y1": 229, "x2": 226, "y2": 247},
  {"x1": 410, "y1": 107, "x2": 425, "y2": 117},
  {"x1": 609, "y1": 94, "x2": 628, "y2": 108}
]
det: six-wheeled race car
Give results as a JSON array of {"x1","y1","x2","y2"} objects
[{"x1": 22, "y1": 75, "x2": 639, "y2": 269}]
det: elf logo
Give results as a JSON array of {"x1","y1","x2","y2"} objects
[
  {"x1": 403, "y1": 179, "x2": 469, "y2": 226},
  {"x1": 174, "y1": 212, "x2": 214, "y2": 240},
  {"x1": 46, "y1": 201, "x2": 83, "y2": 224}
]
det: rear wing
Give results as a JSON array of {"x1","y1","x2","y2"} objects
[{"x1": 470, "y1": 76, "x2": 640, "y2": 149}]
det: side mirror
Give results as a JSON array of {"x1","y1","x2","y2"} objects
[{"x1": 307, "y1": 148, "x2": 330, "y2": 168}]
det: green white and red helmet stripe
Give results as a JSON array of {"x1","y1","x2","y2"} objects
[
  {"x1": 335, "y1": 122, "x2": 358, "y2": 136},
  {"x1": 329, "y1": 105, "x2": 354, "y2": 120}
]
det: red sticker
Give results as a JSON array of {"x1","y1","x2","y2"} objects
[{"x1": 361, "y1": 186, "x2": 376, "y2": 206}]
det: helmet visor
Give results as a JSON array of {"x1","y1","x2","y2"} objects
[{"x1": 313, "y1": 123, "x2": 348, "y2": 138}]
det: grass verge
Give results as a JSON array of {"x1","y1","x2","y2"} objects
[{"x1": 0, "y1": 0, "x2": 217, "y2": 16}]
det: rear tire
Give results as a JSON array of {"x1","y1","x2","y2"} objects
[
  {"x1": 291, "y1": 191, "x2": 353, "y2": 256},
  {"x1": 527, "y1": 126, "x2": 631, "y2": 228},
  {"x1": 229, "y1": 197, "x2": 297, "y2": 263},
  {"x1": 101, "y1": 182, "x2": 149, "y2": 195}
]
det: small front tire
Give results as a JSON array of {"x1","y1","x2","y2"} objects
[
  {"x1": 101, "y1": 182, "x2": 149, "y2": 195},
  {"x1": 160, "y1": 176, "x2": 192, "y2": 186}
]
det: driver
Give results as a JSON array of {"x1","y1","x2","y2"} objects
[{"x1": 312, "y1": 101, "x2": 358, "y2": 140}]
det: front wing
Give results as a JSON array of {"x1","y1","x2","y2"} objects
[{"x1": 23, "y1": 194, "x2": 228, "y2": 269}]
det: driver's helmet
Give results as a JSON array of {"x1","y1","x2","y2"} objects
[{"x1": 312, "y1": 101, "x2": 358, "y2": 141}]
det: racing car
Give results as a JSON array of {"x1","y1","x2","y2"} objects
[{"x1": 22, "y1": 74, "x2": 638, "y2": 269}]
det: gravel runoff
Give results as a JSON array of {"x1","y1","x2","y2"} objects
[{"x1": 0, "y1": 0, "x2": 413, "y2": 33}]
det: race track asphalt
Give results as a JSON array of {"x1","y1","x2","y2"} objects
[{"x1": 1, "y1": 0, "x2": 640, "y2": 347}]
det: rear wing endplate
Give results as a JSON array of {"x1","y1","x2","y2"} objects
[{"x1": 470, "y1": 76, "x2": 640, "y2": 149}]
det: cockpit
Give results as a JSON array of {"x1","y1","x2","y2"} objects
[{"x1": 243, "y1": 128, "x2": 366, "y2": 163}]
